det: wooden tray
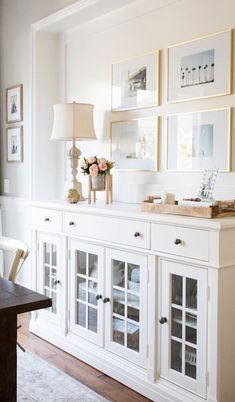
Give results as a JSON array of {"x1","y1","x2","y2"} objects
[{"x1": 141, "y1": 200, "x2": 235, "y2": 219}]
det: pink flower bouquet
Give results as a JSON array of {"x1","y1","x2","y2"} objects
[{"x1": 81, "y1": 156, "x2": 114, "y2": 177}]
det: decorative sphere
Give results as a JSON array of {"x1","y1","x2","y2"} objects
[{"x1": 66, "y1": 189, "x2": 80, "y2": 203}]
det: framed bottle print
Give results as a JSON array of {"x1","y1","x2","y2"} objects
[{"x1": 167, "y1": 30, "x2": 232, "y2": 103}]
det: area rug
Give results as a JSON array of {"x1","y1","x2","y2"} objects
[{"x1": 17, "y1": 349, "x2": 108, "y2": 402}]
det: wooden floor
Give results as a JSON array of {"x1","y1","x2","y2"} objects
[{"x1": 17, "y1": 314, "x2": 152, "y2": 402}]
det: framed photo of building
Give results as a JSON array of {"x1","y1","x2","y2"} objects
[
  {"x1": 166, "y1": 108, "x2": 231, "y2": 172},
  {"x1": 6, "y1": 84, "x2": 23, "y2": 123},
  {"x1": 7, "y1": 126, "x2": 23, "y2": 162},
  {"x1": 111, "y1": 51, "x2": 159, "y2": 111},
  {"x1": 167, "y1": 30, "x2": 232, "y2": 102},
  {"x1": 110, "y1": 117, "x2": 158, "y2": 170}
]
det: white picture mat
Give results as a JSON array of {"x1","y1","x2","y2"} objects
[
  {"x1": 7, "y1": 126, "x2": 23, "y2": 162},
  {"x1": 167, "y1": 109, "x2": 230, "y2": 171},
  {"x1": 7, "y1": 86, "x2": 22, "y2": 122},
  {"x1": 112, "y1": 52, "x2": 158, "y2": 110},
  {"x1": 111, "y1": 117, "x2": 158, "y2": 170},
  {"x1": 168, "y1": 31, "x2": 231, "y2": 102}
]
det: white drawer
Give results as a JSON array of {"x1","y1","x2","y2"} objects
[
  {"x1": 32, "y1": 208, "x2": 62, "y2": 232},
  {"x1": 151, "y1": 224, "x2": 209, "y2": 261},
  {"x1": 63, "y1": 212, "x2": 150, "y2": 249}
]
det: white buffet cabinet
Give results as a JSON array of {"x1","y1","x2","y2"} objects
[{"x1": 30, "y1": 201, "x2": 235, "y2": 402}]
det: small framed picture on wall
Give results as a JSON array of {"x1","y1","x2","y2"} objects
[
  {"x1": 167, "y1": 30, "x2": 231, "y2": 102},
  {"x1": 6, "y1": 84, "x2": 23, "y2": 123},
  {"x1": 7, "y1": 126, "x2": 23, "y2": 162}
]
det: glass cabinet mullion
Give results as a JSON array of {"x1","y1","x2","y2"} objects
[{"x1": 182, "y1": 276, "x2": 186, "y2": 375}]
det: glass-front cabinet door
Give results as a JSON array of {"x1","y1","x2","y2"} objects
[
  {"x1": 105, "y1": 248, "x2": 147, "y2": 367},
  {"x1": 38, "y1": 233, "x2": 62, "y2": 325},
  {"x1": 69, "y1": 240, "x2": 104, "y2": 346},
  {"x1": 160, "y1": 260, "x2": 207, "y2": 398}
]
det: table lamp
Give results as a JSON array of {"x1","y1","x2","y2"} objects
[{"x1": 50, "y1": 102, "x2": 96, "y2": 201}]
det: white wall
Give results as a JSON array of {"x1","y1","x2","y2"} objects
[
  {"x1": 64, "y1": 0, "x2": 235, "y2": 202},
  {"x1": 0, "y1": 0, "x2": 79, "y2": 198},
  {"x1": 0, "y1": 0, "x2": 79, "y2": 285}
]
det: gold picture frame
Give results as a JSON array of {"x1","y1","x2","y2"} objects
[
  {"x1": 111, "y1": 51, "x2": 160, "y2": 111},
  {"x1": 110, "y1": 116, "x2": 159, "y2": 171},
  {"x1": 7, "y1": 126, "x2": 23, "y2": 163},
  {"x1": 6, "y1": 84, "x2": 23, "y2": 123},
  {"x1": 166, "y1": 108, "x2": 231, "y2": 172},
  {"x1": 167, "y1": 29, "x2": 232, "y2": 103}
]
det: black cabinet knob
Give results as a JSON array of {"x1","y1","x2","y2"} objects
[
  {"x1": 103, "y1": 297, "x2": 110, "y2": 303},
  {"x1": 134, "y1": 232, "x2": 140, "y2": 237},
  {"x1": 159, "y1": 317, "x2": 167, "y2": 324},
  {"x1": 44, "y1": 217, "x2": 50, "y2": 222},
  {"x1": 54, "y1": 280, "x2": 61, "y2": 285},
  {"x1": 96, "y1": 294, "x2": 102, "y2": 300},
  {"x1": 174, "y1": 238, "x2": 181, "y2": 245},
  {"x1": 69, "y1": 221, "x2": 75, "y2": 226}
]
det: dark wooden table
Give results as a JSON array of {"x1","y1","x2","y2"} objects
[{"x1": 0, "y1": 278, "x2": 52, "y2": 402}]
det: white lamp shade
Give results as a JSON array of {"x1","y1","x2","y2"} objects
[{"x1": 50, "y1": 102, "x2": 96, "y2": 141}]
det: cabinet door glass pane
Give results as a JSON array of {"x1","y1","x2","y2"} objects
[
  {"x1": 186, "y1": 278, "x2": 197, "y2": 310},
  {"x1": 77, "y1": 251, "x2": 86, "y2": 275},
  {"x1": 52, "y1": 244, "x2": 57, "y2": 266},
  {"x1": 113, "y1": 318, "x2": 125, "y2": 345},
  {"x1": 127, "y1": 293, "x2": 139, "y2": 322},
  {"x1": 88, "y1": 307, "x2": 97, "y2": 333},
  {"x1": 45, "y1": 267, "x2": 50, "y2": 287},
  {"x1": 186, "y1": 313, "x2": 197, "y2": 344},
  {"x1": 185, "y1": 345, "x2": 197, "y2": 379},
  {"x1": 77, "y1": 302, "x2": 86, "y2": 327},
  {"x1": 171, "y1": 340, "x2": 182, "y2": 373},
  {"x1": 171, "y1": 308, "x2": 182, "y2": 339},
  {"x1": 77, "y1": 277, "x2": 86, "y2": 301},
  {"x1": 172, "y1": 275, "x2": 182, "y2": 306},
  {"x1": 51, "y1": 268, "x2": 57, "y2": 289},
  {"x1": 128, "y1": 263, "x2": 140, "y2": 293},
  {"x1": 44, "y1": 243, "x2": 50, "y2": 264},
  {"x1": 127, "y1": 322, "x2": 139, "y2": 352},
  {"x1": 113, "y1": 260, "x2": 125, "y2": 287},
  {"x1": 88, "y1": 254, "x2": 98, "y2": 279},
  {"x1": 88, "y1": 279, "x2": 98, "y2": 306},
  {"x1": 113, "y1": 289, "x2": 125, "y2": 316}
]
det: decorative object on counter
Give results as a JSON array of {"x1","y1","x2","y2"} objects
[
  {"x1": 167, "y1": 30, "x2": 231, "y2": 103},
  {"x1": 50, "y1": 102, "x2": 96, "y2": 202},
  {"x1": 167, "y1": 108, "x2": 230, "y2": 171},
  {"x1": 6, "y1": 84, "x2": 23, "y2": 123},
  {"x1": 81, "y1": 156, "x2": 114, "y2": 204},
  {"x1": 111, "y1": 117, "x2": 158, "y2": 171},
  {"x1": 198, "y1": 169, "x2": 218, "y2": 202},
  {"x1": 65, "y1": 188, "x2": 80, "y2": 204},
  {"x1": 7, "y1": 126, "x2": 23, "y2": 162},
  {"x1": 142, "y1": 195, "x2": 235, "y2": 218},
  {"x1": 161, "y1": 191, "x2": 175, "y2": 205},
  {"x1": 111, "y1": 50, "x2": 159, "y2": 111}
]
